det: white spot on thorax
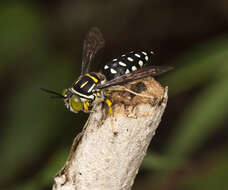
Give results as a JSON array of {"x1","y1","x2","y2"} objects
[
  {"x1": 119, "y1": 61, "x2": 127, "y2": 67},
  {"x1": 112, "y1": 58, "x2": 117, "y2": 61},
  {"x1": 104, "y1": 65, "x2": 109, "y2": 69},
  {"x1": 110, "y1": 68, "x2": 117, "y2": 74},
  {"x1": 80, "y1": 81, "x2": 88, "y2": 88},
  {"x1": 88, "y1": 83, "x2": 96, "y2": 93},
  {"x1": 121, "y1": 54, "x2": 126, "y2": 57},
  {"x1": 132, "y1": 66, "x2": 137, "y2": 71},
  {"x1": 145, "y1": 56, "x2": 148, "y2": 61},
  {"x1": 142, "y1": 51, "x2": 147, "y2": 55}
]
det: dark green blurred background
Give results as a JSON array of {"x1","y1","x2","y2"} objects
[{"x1": 1, "y1": 1, "x2": 228, "y2": 190}]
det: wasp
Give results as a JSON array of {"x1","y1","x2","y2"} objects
[{"x1": 41, "y1": 28, "x2": 172, "y2": 114}]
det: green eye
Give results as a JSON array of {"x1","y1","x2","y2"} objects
[
  {"x1": 70, "y1": 96, "x2": 83, "y2": 112},
  {"x1": 62, "y1": 89, "x2": 67, "y2": 97}
]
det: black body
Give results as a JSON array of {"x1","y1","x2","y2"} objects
[
  {"x1": 72, "y1": 72, "x2": 103, "y2": 100},
  {"x1": 102, "y1": 51, "x2": 153, "y2": 81}
]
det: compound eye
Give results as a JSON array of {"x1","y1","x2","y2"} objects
[{"x1": 70, "y1": 95, "x2": 83, "y2": 113}]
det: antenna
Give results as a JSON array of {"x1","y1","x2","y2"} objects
[{"x1": 41, "y1": 88, "x2": 65, "y2": 99}]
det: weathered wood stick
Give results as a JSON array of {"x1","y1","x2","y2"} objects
[{"x1": 53, "y1": 76, "x2": 168, "y2": 190}]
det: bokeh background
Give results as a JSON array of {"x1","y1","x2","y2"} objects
[{"x1": 1, "y1": 1, "x2": 228, "y2": 190}]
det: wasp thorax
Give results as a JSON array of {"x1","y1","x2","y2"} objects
[{"x1": 62, "y1": 88, "x2": 83, "y2": 113}]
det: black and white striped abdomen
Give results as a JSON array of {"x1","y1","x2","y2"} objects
[{"x1": 102, "y1": 51, "x2": 154, "y2": 81}]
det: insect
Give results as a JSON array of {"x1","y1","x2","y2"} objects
[{"x1": 41, "y1": 27, "x2": 172, "y2": 114}]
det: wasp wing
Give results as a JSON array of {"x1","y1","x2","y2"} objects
[
  {"x1": 97, "y1": 66, "x2": 173, "y2": 89},
  {"x1": 81, "y1": 27, "x2": 105, "y2": 75}
]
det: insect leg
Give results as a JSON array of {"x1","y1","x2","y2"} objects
[
  {"x1": 83, "y1": 101, "x2": 90, "y2": 112},
  {"x1": 107, "y1": 85, "x2": 154, "y2": 99},
  {"x1": 105, "y1": 98, "x2": 113, "y2": 115}
]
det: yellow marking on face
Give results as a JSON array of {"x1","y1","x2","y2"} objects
[
  {"x1": 83, "y1": 101, "x2": 90, "y2": 112},
  {"x1": 105, "y1": 99, "x2": 113, "y2": 115},
  {"x1": 86, "y1": 74, "x2": 99, "y2": 83},
  {"x1": 80, "y1": 81, "x2": 88, "y2": 88}
]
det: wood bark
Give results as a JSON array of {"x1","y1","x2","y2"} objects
[{"x1": 53, "y1": 77, "x2": 168, "y2": 190}]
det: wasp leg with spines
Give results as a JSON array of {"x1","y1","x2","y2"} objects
[
  {"x1": 83, "y1": 101, "x2": 90, "y2": 112},
  {"x1": 105, "y1": 98, "x2": 113, "y2": 115},
  {"x1": 107, "y1": 85, "x2": 154, "y2": 99}
]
